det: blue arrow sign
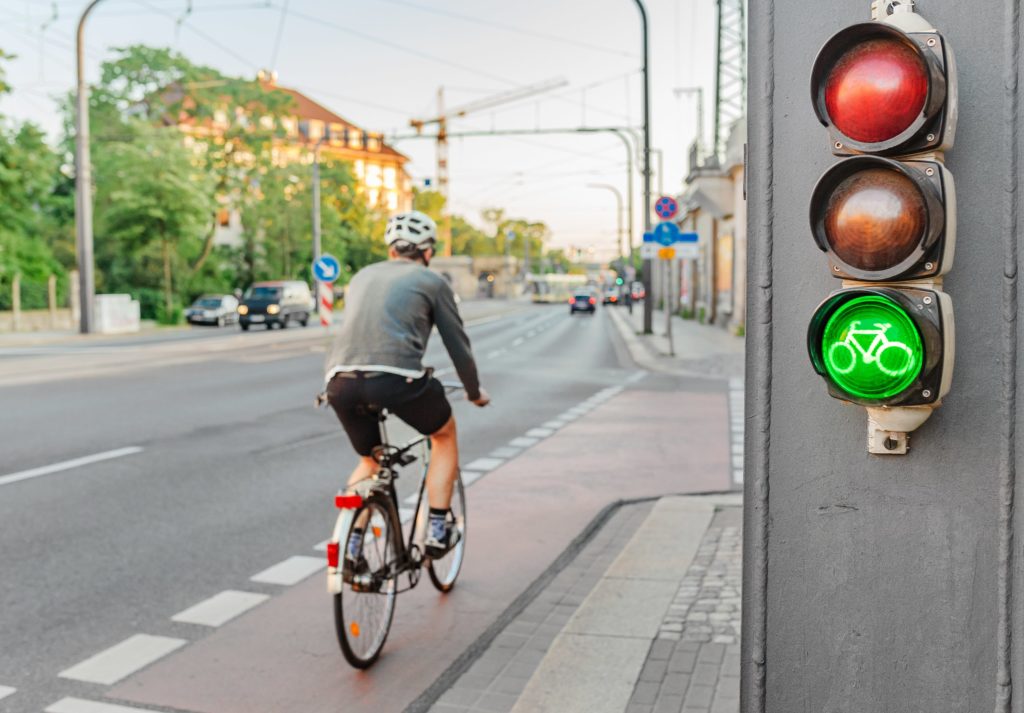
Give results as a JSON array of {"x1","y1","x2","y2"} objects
[
  {"x1": 642, "y1": 231, "x2": 655, "y2": 243},
  {"x1": 313, "y1": 254, "x2": 341, "y2": 283},
  {"x1": 653, "y1": 221, "x2": 681, "y2": 246},
  {"x1": 677, "y1": 232, "x2": 699, "y2": 243}
]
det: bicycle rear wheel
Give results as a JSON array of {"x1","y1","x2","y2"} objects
[
  {"x1": 334, "y1": 498, "x2": 398, "y2": 668},
  {"x1": 428, "y1": 472, "x2": 466, "y2": 592}
]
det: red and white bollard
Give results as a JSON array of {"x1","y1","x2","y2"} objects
[{"x1": 319, "y1": 282, "x2": 334, "y2": 327}]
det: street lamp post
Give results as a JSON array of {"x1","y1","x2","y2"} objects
[
  {"x1": 631, "y1": 0, "x2": 653, "y2": 334},
  {"x1": 74, "y1": 0, "x2": 105, "y2": 334},
  {"x1": 311, "y1": 136, "x2": 325, "y2": 311},
  {"x1": 587, "y1": 184, "x2": 624, "y2": 260}
]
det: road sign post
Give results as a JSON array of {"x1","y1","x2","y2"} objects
[{"x1": 312, "y1": 255, "x2": 341, "y2": 327}]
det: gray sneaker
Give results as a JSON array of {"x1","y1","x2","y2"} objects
[{"x1": 424, "y1": 521, "x2": 461, "y2": 559}]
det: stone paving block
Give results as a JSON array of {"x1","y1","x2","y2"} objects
[
  {"x1": 649, "y1": 638, "x2": 676, "y2": 661},
  {"x1": 661, "y1": 673, "x2": 691, "y2": 695},
  {"x1": 474, "y1": 691, "x2": 519, "y2": 713},
  {"x1": 692, "y1": 663, "x2": 721, "y2": 687},
  {"x1": 438, "y1": 687, "x2": 481, "y2": 706},
  {"x1": 626, "y1": 705, "x2": 654, "y2": 713},
  {"x1": 639, "y1": 658, "x2": 669, "y2": 682},
  {"x1": 668, "y1": 650, "x2": 697, "y2": 673},
  {"x1": 684, "y1": 684, "x2": 714, "y2": 709},
  {"x1": 491, "y1": 675, "x2": 530, "y2": 695},
  {"x1": 697, "y1": 643, "x2": 726, "y2": 665},
  {"x1": 654, "y1": 693, "x2": 686, "y2": 713},
  {"x1": 430, "y1": 704, "x2": 468, "y2": 713},
  {"x1": 710, "y1": 699, "x2": 740, "y2": 713}
]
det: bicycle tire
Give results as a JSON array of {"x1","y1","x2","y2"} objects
[
  {"x1": 876, "y1": 342, "x2": 915, "y2": 377},
  {"x1": 334, "y1": 497, "x2": 398, "y2": 668},
  {"x1": 428, "y1": 472, "x2": 467, "y2": 592},
  {"x1": 827, "y1": 341, "x2": 857, "y2": 375}
]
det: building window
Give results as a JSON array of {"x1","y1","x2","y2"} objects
[
  {"x1": 386, "y1": 191, "x2": 398, "y2": 211},
  {"x1": 383, "y1": 166, "x2": 396, "y2": 189},
  {"x1": 367, "y1": 134, "x2": 380, "y2": 152},
  {"x1": 348, "y1": 129, "x2": 362, "y2": 148},
  {"x1": 365, "y1": 164, "x2": 383, "y2": 188}
]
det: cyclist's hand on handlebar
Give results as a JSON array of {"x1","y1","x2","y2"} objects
[{"x1": 470, "y1": 387, "x2": 491, "y2": 407}]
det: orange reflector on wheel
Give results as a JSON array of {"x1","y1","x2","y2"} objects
[
  {"x1": 335, "y1": 494, "x2": 363, "y2": 509},
  {"x1": 326, "y1": 542, "x2": 340, "y2": 568},
  {"x1": 350, "y1": 622, "x2": 360, "y2": 638},
  {"x1": 372, "y1": 526, "x2": 382, "y2": 538}
]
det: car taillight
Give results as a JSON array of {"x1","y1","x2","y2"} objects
[
  {"x1": 569, "y1": 297, "x2": 576, "y2": 305},
  {"x1": 589, "y1": 297, "x2": 596, "y2": 305}
]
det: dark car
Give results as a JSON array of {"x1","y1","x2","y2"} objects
[
  {"x1": 185, "y1": 294, "x2": 239, "y2": 327},
  {"x1": 569, "y1": 291, "x2": 597, "y2": 315},
  {"x1": 238, "y1": 281, "x2": 314, "y2": 330}
]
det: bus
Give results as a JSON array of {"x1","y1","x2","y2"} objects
[{"x1": 528, "y1": 274, "x2": 588, "y2": 304}]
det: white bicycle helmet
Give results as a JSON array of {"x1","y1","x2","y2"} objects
[{"x1": 385, "y1": 210, "x2": 437, "y2": 248}]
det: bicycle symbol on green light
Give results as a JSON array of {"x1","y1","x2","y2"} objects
[{"x1": 827, "y1": 320, "x2": 915, "y2": 377}]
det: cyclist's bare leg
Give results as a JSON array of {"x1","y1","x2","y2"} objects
[
  {"x1": 427, "y1": 415, "x2": 459, "y2": 510},
  {"x1": 346, "y1": 456, "x2": 378, "y2": 489}
]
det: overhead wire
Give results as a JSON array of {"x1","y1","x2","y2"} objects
[{"x1": 268, "y1": 0, "x2": 290, "y2": 71}]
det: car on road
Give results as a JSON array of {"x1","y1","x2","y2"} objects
[
  {"x1": 602, "y1": 286, "x2": 620, "y2": 305},
  {"x1": 569, "y1": 290, "x2": 597, "y2": 315},
  {"x1": 185, "y1": 294, "x2": 239, "y2": 327},
  {"x1": 630, "y1": 281, "x2": 646, "y2": 301},
  {"x1": 238, "y1": 281, "x2": 314, "y2": 330}
]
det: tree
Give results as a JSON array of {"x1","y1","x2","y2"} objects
[{"x1": 95, "y1": 125, "x2": 214, "y2": 321}]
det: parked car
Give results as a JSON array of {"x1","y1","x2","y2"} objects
[
  {"x1": 602, "y1": 286, "x2": 620, "y2": 305},
  {"x1": 238, "y1": 281, "x2": 314, "y2": 330},
  {"x1": 185, "y1": 294, "x2": 239, "y2": 327},
  {"x1": 569, "y1": 290, "x2": 597, "y2": 315}
]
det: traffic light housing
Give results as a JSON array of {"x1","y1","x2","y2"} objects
[{"x1": 806, "y1": 5, "x2": 957, "y2": 454}]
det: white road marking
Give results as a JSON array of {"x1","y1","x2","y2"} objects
[
  {"x1": 526, "y1": 428, "x2": 554, "y2": 438},
  {"x1": 46, "y1": 697, "x2": 161, "y2": 713},
  {"x1": 460, "y1": 470, "x2": 484, "y2": 486},
  {"x1": 512, "y1": 337, "x2": 525, "y2": 346},
  {"x1": 526, "y1": 330, "x2": 537, "y2": 337},
  {"x1": 400, "y1": 507, "x2": 415, "y2": 523},
  {"x1": 171, "y1": 590, "x2": 269, "y2": 627},
  {"x1": 487, "y1": 349, "x2": 505, "y2": 359},
  {"x1": 558, "y1": 412, "x2": 580, "y2": 422},
  {"x1": 403, "y1": 492, "x2": 420, "y2": 505},
  {"x1": 0, "y1": 447, "x2": 143, "y2": 488},
  {"x1": 313, "y1": 539, "x2": 330, "y2": 552},
  {"x1": 250, "y1": 555, "x2": 324, "y2": 586},
  {"x1": 543, "y1": 420, "x2": 566, "y2": 429},
  {"x1": 508, "y1": 437, "x2": 538, "y2": 448},
  {"x1": 464, "y1": 457, "x2": 504, "y2": 472},
  {"x1": 59, "y1": 634, "x2": 186, "y2": 685},
  {"x1": 0, "y1": 686, "x2": 15, "y2": 702},
  {"x1": 626, "y1": 371, "x2": 648, "y2": 384},
  {"x1": 490, "y1": 446, "x2": 521, "y2": 459}
]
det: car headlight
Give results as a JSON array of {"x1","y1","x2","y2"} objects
[
  {"x1": 266, "y1": 304, "x2": 281, "y2": 315},
  {"x1": 238, "y1": 305, "x2": 249, "y2": 315}
]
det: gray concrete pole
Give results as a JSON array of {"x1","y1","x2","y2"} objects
[
  {"x1": 631, "y1": 0, "x2": 653, "y2": 335},
  {"x1": 74, "y1": 0, "x2": 104, "y2": 334},
  {"x1": 311, "y1": 138, "x2": 323, "y2": 311}
]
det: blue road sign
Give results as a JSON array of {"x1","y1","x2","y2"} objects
[
  {"x1": 678, "y1": 232, "x2": 699, "y2": 243},
  {"x1": 312, "y1": 254, "x2": 341, "y2": 283},
  {"x1": 642, "y1": 231, "x2": 655, "y2": 243},
  {"x1": 654, "y1": 196, "x2": 679, "y2": 220},
  {"x1": 653, "y1": 221, "x2": 681, "y2": 246}
]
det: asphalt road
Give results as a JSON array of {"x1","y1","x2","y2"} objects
[{"x1": 0, "y1": 301, "x2": 638, "y2": 713}]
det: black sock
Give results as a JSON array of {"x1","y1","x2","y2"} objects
[{"x1": 429, "y1": 507, "x2": 448, "y2": 518}]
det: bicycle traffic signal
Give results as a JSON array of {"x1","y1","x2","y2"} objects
[{"x1": 806, "y1": 5, "x2": 957, "y2": 453}]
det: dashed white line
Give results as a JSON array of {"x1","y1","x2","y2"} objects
[
  {"x1": 542, "y1": 420, "x2": 566, "y2": 430},
  {"x1": 525, "y1": 428, "x2": 554, "y2": 438},
  {"x1": 460, "y1": 470, "x2": 484, "y2": 486},
  {"x1": 0, "y1": 447, "x2": 144, "y2": 488},
  {"x1": 490, "y1": 446, "x2": 522, "y2": 459},
  {"x1": 171, "y1": 590, "x2": 269, "y2": 627},
  {"x1": 464, "y1": 457, "x2": 504, "y2": 472},
  {"x1": 0, "y1": 686, "x2": 15, "y2": 702},
  {"x1": 400, "y1": 507, "x2": 415, "y2": 523},
  {"x1": 313, "y1": 539, "x2": 330, "y2": 552},
  {"x1": 487, "y1": 349, "x2": 505, "y2": 359},
  {"x1": 509, "y1": 436, "x2": 539, "y2": 448},
  {"x1": 250, "y1": 555, "x2": 324, "y2": 586},
  {"x1": 559, "y1": 412, "x2": 580, "y2": 422},
  {"x1": 511, "y1": 337, "x2": 525, "y2": 347},
  {"x1": 46, "y1": 697, "x2": 161, "y2": 713},
  {"x1": 59, "y1": 634, "x2": 186, "y2": 685}
]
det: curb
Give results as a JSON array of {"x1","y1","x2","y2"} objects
[{"x1": 605, "y1": 307, "x2": 725, "y2": 380}]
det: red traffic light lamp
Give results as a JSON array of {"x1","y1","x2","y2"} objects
[{"x1": 810, "y1": 13, "x2": 957, "y2": 156}]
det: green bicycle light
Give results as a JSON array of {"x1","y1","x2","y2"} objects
[{"x1": 819, "y1": 294, "x2": 923, "y2": 399}]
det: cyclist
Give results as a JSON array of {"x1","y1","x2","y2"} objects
[{"x1": 324, "y1": 210, "x2": 489, "y2": 560}]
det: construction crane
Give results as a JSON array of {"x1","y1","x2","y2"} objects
[{"x1": 410, "y1": 77, "x2": 568, "y2": 255}]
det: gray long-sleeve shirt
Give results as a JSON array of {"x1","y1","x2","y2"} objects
[{"x1": 325, "y1": 259, "x2": 481, "y2": 400}]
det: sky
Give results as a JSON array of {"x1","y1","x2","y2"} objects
[{"x1": 0, "y1": 0, "x2": 721, "y2": 261}]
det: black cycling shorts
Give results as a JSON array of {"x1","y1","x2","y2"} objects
[{"x1": 326, "y1": 371, "x2": 452, "y2": 457}]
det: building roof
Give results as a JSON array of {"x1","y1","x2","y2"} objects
[{"x1": 267, "y1": 82, "x2": 409, "y2": 162}]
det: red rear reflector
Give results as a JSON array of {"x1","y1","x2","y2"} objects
[
  {"x1": 326, "y1": 542, "x2": 340, "y2": 568},
  {"x1": 335, "y1": 494, "x2": 363, "y2": 509}
]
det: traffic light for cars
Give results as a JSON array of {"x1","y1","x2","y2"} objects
[{"x1": 806, "y1": 5, "x2": 957, "y2": 454}]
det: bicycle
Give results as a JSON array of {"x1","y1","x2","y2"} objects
[
  {"x1": 827, "y1": 320, "x2": 915, "y2": 377},
  {"x1": 323, "y1": 381, "x2": 467, "y2": 669}
]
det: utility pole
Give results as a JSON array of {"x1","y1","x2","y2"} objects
[
  {"x1": 74, "y1": 0, "x2": 105, "y2": 334},
  {"x1": 631, "y1": 0, "x2": 653, "y2": 334},
  {"x1": 311, "y1": 136, "x2": 324, "y2": 310},
  {"x1": 436, "y1": 87, "x2": 451, "y2": 255}
]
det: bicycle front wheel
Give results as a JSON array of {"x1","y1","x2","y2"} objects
[
  {"x1": 334, "y1": 497, "x2": 398, "y2": 668},
  {"x1": 428, "y1": 472, "x2": 467, "y2": 592}
]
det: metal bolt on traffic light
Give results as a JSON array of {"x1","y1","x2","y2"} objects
[{"x1": 806, "y1": 0, "x2": 957, "y2": 454}]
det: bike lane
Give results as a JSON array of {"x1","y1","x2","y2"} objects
[{"x1": 105, "y1": 378, "x2": 731, "y2": 713}]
